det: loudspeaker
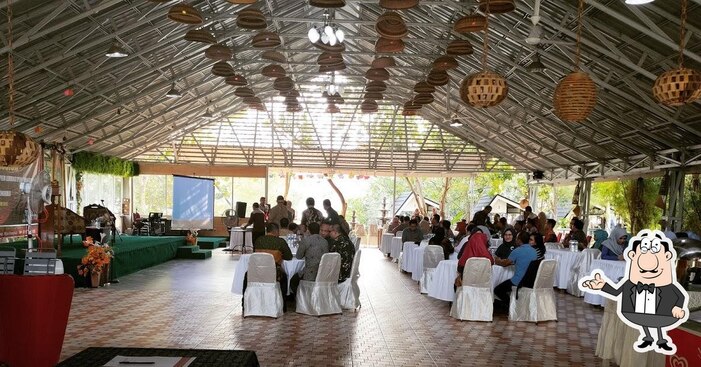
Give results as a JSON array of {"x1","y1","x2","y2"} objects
[
  {"x1": 532, "y1": 170, "x2": 544, "y2": 180},
  {"x1": 236, "y1": 202, "x2": 247, "y2": 217}
]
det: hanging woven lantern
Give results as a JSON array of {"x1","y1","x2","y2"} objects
[
  {"x1": 376, "y1": 12, "x2": 408, "y2": 40},
  {"x1": 366, "y1": 81, "x2": 387, "y2": 92},
  {"x1": 234, "y1": 87, "x2": 255, "y2": 98},
  {"x1": 287, "y1": 105, "x2": 303, "y2": 113},
  {"x1": 204, "y1": 44, "x2": 232, "y2": 61},
  {"x1": 309, "y1": 0, "x2": 346, "y2": 8},
  {"x1": 273, "y1": 77, "x2": 294, "y2": 91},
  {"x1": 402, "y1": 109, "x2": 419, "y2": 116},
  {"x1": 375, "y1": 38, "x2": 405, "y2": 53},
  {"x1": 251, "y1": 31, "x2": 281, "y2": 48},
  {"x1": 262, "y1": 50, "x2": 286, "y2": 63},
  {"x1": 281, "y1": 90, "x2": 300, "y2": 98},
  {"x1": 225, "y1": 74, "x2": 248, "y2": 86},
  {"x1": 477, "y1": 0, "x2": 515, "y2": 14},
  {"x1": 236, "y1": 9, "x2": 267, "y2": 30},
  {"x1": 317, "y1": 52, "x2": 344, "y2": 66},
  {"x1": 426, "y1": 69, "x2": 449, "y2": 86},
  {"x1": 414, "y1": 81, "x2": 435, "y2": 94},
  {"x1": 652, "y1": 68, "x2": 701, "y2": 106},
  {"x1": 460, "y1": 71, "x2": 509, "y2": 108},
  {"x1": 0, "y1": 131, "x2": 40, "y2": 168},
  {"x1": 365, "y1": 68, "x2": 390, "y2": 81},
  {"x1": 403, "y1": 100, "x2": 421, "y2": 110},
  {"x1": 243, "y1": 96, "x2": 261, "y2": 105},
  {"x1": 331, "y1": 92, "x2": 345, "y2": 104},
  {"x1": 379, "y1": 0, "x2": 418, "y2": 10},
  {"x1": 454, "y1": 15, "x2": 487, "y2": 33},
  {"x1": 211, "y1": 61, "x2": 235, "y2": 77},
  {"x1": 285, "y1": 96, "x2": 299, "y2": 104},
  {"x1": 184, "y1": 29, "x2": 215, "y2": 44},
  {"x1": 326, "y1": 104, "x2": 341, "y2": 114},
  {"x1": 371, "y1": 57, "x2": 396, "y2": 69},
  {"x1": 553, "y1": 71, "x2": 597, "y2": 122},
  {"x1": 364, "y1": 91, "x2": 384, "y2": 100},
  {"x1": 433, "y1": 55, "x2": 458, "y2": 71},
  {"x1": 519, "y1": 198, "x2": 530, "y2": 209},
  {"x1": 414, "y1": 93, "x2": 434, "y2": 105},
  {"x1": 446, "y1": 39, "x2": 473, "y2": 56},
  {"x1": 261, "y1": 64, "x2": 286, "y2": 78},
  {"x1": 168, "y1": 3, "x2": 203, "y2": 25}
]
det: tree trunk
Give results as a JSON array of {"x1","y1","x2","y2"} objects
[
  {"x1": 406, "y1": 177, "x2": 428, "y2": 217},
  {"x1": 327, "y1": 179, "x2": 347, "y2": 216},
  {"x1": 439, "y1": 177, "x2": 452, "y2": 219}
]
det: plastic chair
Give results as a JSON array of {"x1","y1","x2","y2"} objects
[
  {"x1": 296, "y1": 253, "x2": 342, "y2": 316},
  {"x1": 338, "y1": 250, "x2": 362, "y2": 310},
  {"x1": 23, "y1": 250, "x2": 57, "y2": 275},
  {"x1": 243, "y1": 253, "x2": 284, "y2": 318},
  {"x1": 0, "y1": 248, "x2": 16, "y2": 274},
  {"x1": 419, "y1": 245, "x2": 444, "y2": 294},
  {"x1": 509, "y1": 259, "x2": 558, "y2": 323},
  {"x1": 566, "y1": 248, "x2": 601, "y2": 297},
  {"x1": 450, "y1": 257, "x2": 493, "y2": 322}
]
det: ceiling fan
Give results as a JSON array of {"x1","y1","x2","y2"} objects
[{"x1": 524, "y1": 0, "x2": 575, "y2": 46}]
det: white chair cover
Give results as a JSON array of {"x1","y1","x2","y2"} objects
[
  {"x1": 396, "y1": 230, "x2": 404, "y2": 239},
  {"x1": 566, "y1": 248, "x2": 601, "y2": 297},
  {"x1": 243, "y1": 253, "x2": 283, "y2": 318},
  {"x1": 454, "y1": 236, "x2": 468, "y2": 255},
  {"x1": 338, "y1": 250, "x2": 362, "y2": 310},
  {"x1": 509, "y1": 259, "x2": 557, "y2": 323},
  {"x1": 353, "y1": 237, "x2": 361, "y2": 252},
  {"x1": 450, "y1": 258, "x2": 493, "y2": 321},
  {"x1": 296, "y1": 253, "x2": 342, "y2": 316},
  {"x1": 544, "y1": 242, "x2": 562, "y2": 250},
  {"x1": 419, "y1": 245, "x2": 444, "y2": 294}
]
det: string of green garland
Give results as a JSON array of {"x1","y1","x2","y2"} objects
[{"x1": 71, "y1": 151, "x2": 139, "y2": 177}]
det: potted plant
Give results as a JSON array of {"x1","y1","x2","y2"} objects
[
  {"x1": 186, "y1": 229, "x2": 198, "y2": 246},
  {"x1": 76, "y1": 236, "x2": 114, "y2": 288}
]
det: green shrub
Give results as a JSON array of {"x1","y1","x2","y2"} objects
[{"x1": 72, "y1": 151, "x2": 139, "y2": 177}]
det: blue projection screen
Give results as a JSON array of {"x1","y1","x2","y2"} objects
[{"x1": 171, "y1": 175, "x2": 215, "y2": 230}]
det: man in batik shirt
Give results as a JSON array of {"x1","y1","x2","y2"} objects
[{"x1": 328, "y1": 224, "x2": 356, "y2": 283}]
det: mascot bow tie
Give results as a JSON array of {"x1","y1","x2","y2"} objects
[{"x1": 636, "y1": 282, "x2": 656, "y2": 294}]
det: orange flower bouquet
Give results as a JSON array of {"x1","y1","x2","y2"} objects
[{"x1": 76, "y1": 237, "x2": 114, "y2": 278}]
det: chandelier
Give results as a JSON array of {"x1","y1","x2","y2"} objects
[{"x1": 308, "y1": 11, "x2": 345, "y2": 46}]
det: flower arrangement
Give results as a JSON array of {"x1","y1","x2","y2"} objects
[
  {"x1": 185, "y1": 229, "x2": 198, "y2": 245},
  {"x1": 76, "y1": 236, "x2": 114, "y2": 277}
]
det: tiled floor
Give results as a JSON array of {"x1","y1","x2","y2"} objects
[{"x1": 60, "y1": 247, "x2": 605, "y2": 366}]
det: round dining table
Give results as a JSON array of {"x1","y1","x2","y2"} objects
[{"x1": 231, "y1": 254, "x2": 305, "y2": 296}]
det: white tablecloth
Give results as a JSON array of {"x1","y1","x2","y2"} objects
[
  {"x1": 491, "y1": 265, "x2": 514, "y2": 291},
  {"x1": 228, "y1": 228, "x2": 253, "y2": 249},
  {"x1": 401, "y1": 242, "x2": 420, "y2": 273},
  {"x1": 584, "y1": 259, "x2": 626, "y2": 306},
  {"x1": 489, "y1": 238, "x2": 502, "y2": 249},
  {"x1": 427, "y1": 260, "x2": 511, "y2": 302},
  {"x1": 231, "y1": 254, "x2": 305, "y2": 296},
  {"x1": 381, "y1": 233, "x2": 394, "y2": 254},
  {"x1": 410, "y1": 242, "x2": 429, "y2": 281},
  {"x1": 390, "y1": 237, "x2": 403, "y2": 259},
  {"x1": 544, "y1": 248, "x2": 580, "y2": 289}
]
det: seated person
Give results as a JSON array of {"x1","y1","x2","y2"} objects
[
  {"x1": 295, "y1": 222, "x2": 329, "y2": 281},
  {"x1": 328, "y1": 224, "x2": 355, "y2": 283},
  {"x1": 591, "y1": 229, "x2": 608, "y2": 251},
  {"x1": 562, "y1": 218, "x2": 588, "y2": 251},
  {"x1": 494, "y1": 228, "x2": 517, "y2": 259},
  {"x1": 279, "y1": 218, "x2": 293, "y2": 236},
  {"x1": 530, "y1": 233, "x2": 546, "y2": 260},
  {"x1": 442, "y1": 220, "x2": 455, "y2": 241},
  {"x1": 493, "y1": 236, "x2": 539, "y2": 310},
  {"x1": 457, "y1": 232, "x2": 493, "y2": 275},
  {"x1": 542, "y1": 219, "x2": 559, "y2": 243},
  {"x1": 244, "y1": 223, "x2": 293, "y2": 310},
  {"x1": 401, "y1": 219, "x2": 424, "y2": 244},
  {"x1": 600, "y1": 226, "x2": 627, "y2": 260}
]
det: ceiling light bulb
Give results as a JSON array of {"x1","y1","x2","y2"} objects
[
  {"x1": 165, "y1": 83, "x2": 181, "y2": 98},
  {"x1": 328, "y1": 84, "x2": 337, "y2": 95},
  {"x1": 335, "y1": 28, "x2": 344, "y2": 43},
  {"x1": 105, "y1": 41, "x2": 128, "y2": 58},
  {"x1": 328, "y1": 32, "x2": 337, "y2": 46},
  {"x1": 625, "y1": 0, "x2": 654, "y2": 4},
  {"x1": 308, "y1": 27, "x2": 320, "y2": 43},
  {"x1": 321, "y1": 33, "x2": 329, "y2": 44},
  {"x1": 450, "y1": 121, "x2": 462, "y2": 127},
  {"x1": 324, "y1": 25, "x2": 334, "y2": 37}
]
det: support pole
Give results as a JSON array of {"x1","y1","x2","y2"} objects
[
  {"x1": 665, "y1": 169, "x2": 686, "y2": 232},
  {"x1": 579, "y1": 178, "x2": 593, "y2": 234},
  {"x1": 392, "y1": 170, "x2": 397, "y2": 217}
]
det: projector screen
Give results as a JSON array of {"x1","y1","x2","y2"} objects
[{"x1": 171, "y1": 175, "x2": 215, "y2": 230}]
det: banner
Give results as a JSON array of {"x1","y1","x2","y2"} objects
[{"x1": 0, "y1": 151, "x2": 42, "y2": 241}]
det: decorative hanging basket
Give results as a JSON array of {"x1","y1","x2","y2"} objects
[
  {"x1": 312, "y1": 40, "x2": 345, "y2": 53},
  {"x1": 262, "y1": 50, "x2": 286, "y2": 63},
  {"x1": 652, "y1": 67, "x2": 701, "y2": 106},
  {"x1": 287, "y1": 105, "x2": 303, "y2": 113},
  {"x1": 403, "y1": 100, "x2": 422, "y2": 110},
  {"x1": 454, "y1": 15, "x2": 487, "y2": 33},
  {"x1": 281, "y1": 89, "x2": 300, "y2": 98},
  {"x1": 0, "y1": 131, "x2": 39, "y2": 168},
  {"x1": 225, "y1": 74, "x2": 248, "y2": 86},
  {"x1": 204, "y1": 44, "x2": 232, "y2": 61},
  {"x1": 317, "y1": 52, "x2": 344, "y2": 66},
  {"x1": 261, "y1": 64, "x2": 286, "y2": 78},
  {"x1": 243, "y1": 96, "x2": 261, "y2": 104},
  {"x1": 212, "y1": 61, "x2": 235, "y2": 77},
  {"x1": 553, "y1": 71, "x2": 597, "y2": 122},
  {"x1": 414, "y1": 81, "x2": 435, "y2": 94},
  {"x1": 414, "y1": 93, "x2": 434, "y2": 105},
  {"x1": 372, "y1": 57, "x2": 396, "y2": 69},
  {"x1": 375, "y1": 37, "x2": 405, "y2": 53},
  {"x1": 251, "y1": 31, "x2": 281, "y2": 48},
  {"x1": 460, "y1": 70, "x2": 509, "y2": 107},
  {"x1": 402, "y1": 109, "x2": 419, "y2": 116},
  {"x1": 365, "y1": 68, "x2": 390, "y2": 81},
  {"x1": 326, "y1": 104, "x2": 341, "y2": 114},
  {"x1": 234, "y1": 87, "x2": 255, "y2": 98},
  {"x1": 184, "y1": 29, "x2": 215, "y2": 44},
  {"x1": 228, "y1": 0, "x2": 257, "y2": 3},
  {"x1": 273, "y1": 76, "x2": 294, "y2": 91},
  {"x1": 364, "y1": 91, "x2": 384, "y2": 100},
  {"x1": 366, "y1": 81, "x2": 387, "y2": 92},
  {"x1": 519, "y1": 198, "x2": 530, "y2": 209},
  {"x1": 432, "y1": 55, "x2": 458, "y2": 71},
  {"x1": 236, "y1": 9, "x2": 267, "y2": 30},
  {"x1": 319, "y1": 63, "x2": 346, "y2": 73},
  {"x1": 477, "y1": 0, "x2": 515, "y2": 14},
  {"x1": 446, "y1": 39, "x2": 473, "y2": 56},
  {"x1": 426, "y1": 69, "x2": 449, "y2": 86},
  {"x1": 168, "y1": 3, "x2": 203, "y2": 25},
  {"x1": 379, "y1": 0, "x2": 419, "y2": 10},
  {"x1": 309, "y1": 0, "x2": 346, "y2": 8},
  {"x1": 376, "y1": 12, "x2": 408, "y2": 40}
]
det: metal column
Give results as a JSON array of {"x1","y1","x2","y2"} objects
[
  {"x1": 665, "y1": 169, "x2": 686, "y2": 232},
  {"x1": 578, "y1": 178, "x2": 593, "y2": 232}
]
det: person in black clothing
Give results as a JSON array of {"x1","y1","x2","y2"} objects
[
  {"x1": 323, "y1": 199, "x2": 341, "y2": 226},
  {"x1": 429, "y1": 214, "x2": 444, "y2": 246},
  {"x1": 494, "y1": 228, "x2": 517, "y2": 259},
  {"x1": 242, "y1": 202, "x2": 266, "y2": 246}
]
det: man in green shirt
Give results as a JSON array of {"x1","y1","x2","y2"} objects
[
  {"x1": 329, "y1": 224, "x2": 356, "y2": 283},
  {"x1": 254, "y1": 223, "x2": 293, "y2": 260}
]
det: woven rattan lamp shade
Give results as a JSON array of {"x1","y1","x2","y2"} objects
[
  {"x1": 553, "y1": 71, "x2": 597, "y2": 122},
  {"x1": 414, "y1": 93, "x2": 434, "y2": 105},
  {"x1": 319, "y1": 63, "x2": 346, "y2": 73},
  {"x1": 372, "y1": 57, "x2": 396, "y2": 69},
  {"x1": 0, "y1": 131, "x2": 39, "y2": 168},
  {"x1": 262, "y1": 64, "x2": 286, "y2": 78},
  {"x1": 251, "y1": 31, "x2": 281, "y2": 48},
  {"x1": 317, "y1": 52, "x2": 344, "y2": 66},
  {"x1": 376, "y1": 12, "x2": 407, "y2": 40},
  {"x1": 379, "y1": 0, "x2": 418, "y2": 9},
  {"x1": 211, "y1": 61, "x2": 235, "y2": 77},
  {"x1": 364, "y1": 91, "x2": 384, "y2": 100},
  {"x1": 477, "y1": 0, "x2": 515, "y2": 14},
  {"x1": 402, "y1": 109, "x2": 419, "y2": 116},
  {"x1": 446, "y1": 40, "x2": 473, "y2": 56},
  {"x1": 168, "y1": 3, "x2": 203, "y2": 25},
  {"x1": 243, "y1": 96, "x2": 261, "y2": 104},
  {"x1": 281, "y1": 89, "x2": 300, "y2": 97},
  {"x1": 375, "y1": 38, "x2": 404, "y2": 53},
  {"x1": 331, "y1": 92, "x2": 345, "y2": 104},
  {"x1": 426, "y1": 69, "x2": 449, "y2": 86},
  {"x1": 234, "y1": 87, "x2": 255, "y2": 98},
  {"x1": 309, "y1": 0, "x2": 346, "y2": 8},
  {"x1": 225, "y1": 74, "x2": 248, "y2": 86},
  {"x1": 366, "y1": 81, "x2": 387, "y2": 92},
  {"x1": 365, "y1": 68, "x2": 390, "y2": 81},
  {"x1": 184, "y1": 29, "x2": 215, "y2": 44},
  {"x1": 326, "y1": 104, "x2": 341, "y2": 114},
  {"x1": 204, "y1": 44, "x2": 232, "y2": 61},
  {"x1": 652, "y1": 67, "x2": 701, "y2": 106},
  {"x1": 460, "y1": 71, "x2": 509, "y2": 107},
  {"x1": 273, "y1": 76, "x2": 294, "y2": 91},
  {"x1": 414, "y1": 81, "x2": 435, "y2": 94},
  {"x1": 237, "y1": 9, "x2": 267, "y2": 30},
  {"x1": 262, "y1": 50, "x2": 286, "y2": 63},
  {"x1": 433, "y1": 56, "x2": 458, "y2": 71},
  {"x1": 403, "y1": 100, "x2": 421, "y2": 110},
  {"x1": 313, "y1": 40, "x2": 346, "y2": 53},
  {"x1": 454, "y1": 15, "x2": 487, "y2": 33},
  {"x1": 287, "y1": 105, "x2": 303, "y2": 113}
]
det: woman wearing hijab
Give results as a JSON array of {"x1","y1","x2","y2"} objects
[
  {"x1": 457, "y1": 232, "x2": 494, "y2": 275},
  {"x1": 591, "y1": 229, "x2": 608, "y2": 251},
  {"x1": 537, "y1": 212, "x2": 548, "y2": 234},
  {"x1": 600, "y1": 226, "x2": 628, "y2": 260},
  {"x1": 494, "y1": 228, "x2": 517, "y2": 259},
  {"x1": 530, "y1": 233, "x2": 546, "y2": 260}
]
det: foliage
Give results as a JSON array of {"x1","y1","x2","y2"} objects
[
  {"x1": 72, "y1": 151, "x2": 139, "y2": 177},
  {"x1": 621, "y1": 177, "x2": 661, "y2": 233},
  {"x1": 76, "y1": 237, "x2": 113, "y2": 276},
  {"x1": 683, "y1": 175, "x2": 701, "y2": 234}
]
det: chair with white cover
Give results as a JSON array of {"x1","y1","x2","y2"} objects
[
  {"x1": 296, "y1": 253, "x2": 342, "y2": 316},
  {"x1": 566, "y1": 248, "x2": 601, "y2": 297},
  {"x1": 544, "y1": 242, "x2": 562, "y2": 250},
  {"x1": 420, "y1": 245, "x2": 444, "y2": 294},
  {"x1": 509, "y1": 259, "x2": 557, "y2": 323},
  {"x1": 338, "y1": 250, "x2": 362, "y2": 310},
  {"x1": 353, "y1": 237, "x2": 361, "y2": 252},
  {"x1": 450, "y1": 258, "x2": 493, "y2": 321},
  {"x1": 243, "y1": 253, "x2": 284, "y2": 318}
]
